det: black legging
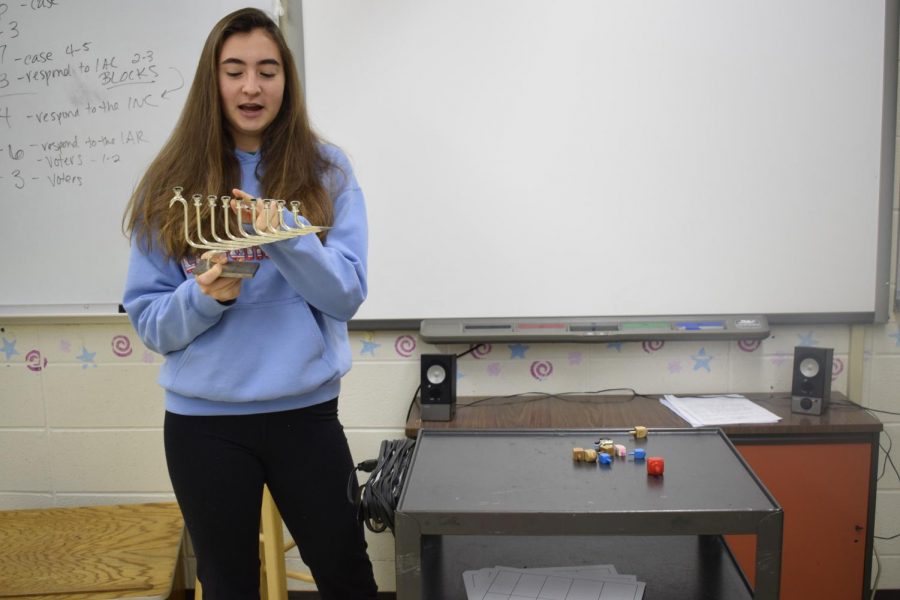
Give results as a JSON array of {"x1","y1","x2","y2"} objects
[{"x1": 164, "y1": 399, "x2": 378, "y2": 600}]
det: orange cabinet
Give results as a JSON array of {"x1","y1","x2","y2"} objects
[{"x1": 725, "y1": 439, "x2": 875, "y2": 600}]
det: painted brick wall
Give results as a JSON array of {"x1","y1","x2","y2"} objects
[{"x1": 2, "y1": 320, "x2": 898, "y2": 590}]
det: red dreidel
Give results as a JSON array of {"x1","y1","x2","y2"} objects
[{"x1": 647, "y1": 456, "x2": 664, "y2": 476}]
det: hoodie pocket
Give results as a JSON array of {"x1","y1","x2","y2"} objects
[{"x1": 161, "y1": 297, "x2": 337, "y2": 403}]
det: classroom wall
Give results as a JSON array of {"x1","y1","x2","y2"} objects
[
  {"x1": 2, "y1": 321, "x2": 899, "y2": 591},
  {"x1": 2, "y1": 36, "x2": 900, "y2": 600}
]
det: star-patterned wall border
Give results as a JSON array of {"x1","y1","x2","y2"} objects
[{"x1": 0, "y1": 327, "x2": 866, "y2": 386}]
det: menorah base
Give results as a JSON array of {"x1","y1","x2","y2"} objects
[{"x1": 193, "y1": 259, "x2": 260, "y2": 279}]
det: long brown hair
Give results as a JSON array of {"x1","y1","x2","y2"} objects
[{"x1": 123, "y1": 7, "x2": 333, "y2": 261}]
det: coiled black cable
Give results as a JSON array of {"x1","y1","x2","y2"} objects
[{"x1": 347, "y1": 438, "x2": 416, "y2": 533}]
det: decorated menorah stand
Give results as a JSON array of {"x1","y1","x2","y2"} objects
[{"x1": 169, "y1": 187, "x2": 326, "y2": 278}]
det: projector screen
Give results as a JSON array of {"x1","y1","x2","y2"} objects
[{"x1": 300, "y1": 0, "x2": 895, "y2": 324}]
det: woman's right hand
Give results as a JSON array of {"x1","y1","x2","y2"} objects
[{"x1": 195, "y1": 251, "x2": 242, "y2": 302}]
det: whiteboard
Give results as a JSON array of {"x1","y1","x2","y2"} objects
[
  {"x1": 0, "y1": 0, "x2": 271, "y2": 316},
  {"x1": 301, "y1": 0, "x2": 895, "y2": 323}
]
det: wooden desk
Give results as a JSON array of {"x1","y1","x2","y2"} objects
[
  {"x1": 406, "y1": 392, "x2": 882, "y2": 600},
  {"x1": 0, "y1": 502, "x2": 184, "y2": 600}
]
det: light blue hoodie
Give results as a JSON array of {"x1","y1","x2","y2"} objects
[{"x1": 123, "y1": 145, "x2": 367, "y2": 416}]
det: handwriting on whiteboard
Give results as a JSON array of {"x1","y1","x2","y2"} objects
[{"x1": 0, "y1": 0, "x2": 185, "y2": 190}]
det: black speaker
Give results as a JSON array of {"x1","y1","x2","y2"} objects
[
  {"x1": 791, "y1": 346, "x2": 833, "y2": 415},
  {"x1": 420, "y1": 354, "x2": 456, "y2": 421}
]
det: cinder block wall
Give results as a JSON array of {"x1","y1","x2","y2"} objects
[{"x1": 2, "y1": 320, "x2": 899, "y2": 590}]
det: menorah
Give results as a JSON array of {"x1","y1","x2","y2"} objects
[{"x1": 169, "y1": 186, "x2": 326, "y2": 278}]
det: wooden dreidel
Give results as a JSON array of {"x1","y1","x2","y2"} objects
[
  {"x1": 583, "y1": 448, "x2": 598, "y2": 462},
  {"x1": 629, "y1": 426, "x2": 648, "y2": 439},
  {"x1": 597, "y1": 439, "x2": 615, "y2": 458},
  {"x1": 647, "y1": 456, "x2": 665, "y2": 476},
  {"x1": 572, "y1": 447, "x2": 585, "y2": 461}
]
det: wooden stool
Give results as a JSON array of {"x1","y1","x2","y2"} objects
[
  {"x1": 0, "y1": 502, "x2": 184, "y2": 599},
  {"x1": 194, "y1": 486, "x2": 314, "y2": 599}
]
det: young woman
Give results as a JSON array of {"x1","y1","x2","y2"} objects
[{"x1": 122, "y1": 8, "x2": 378, "y2": 599}]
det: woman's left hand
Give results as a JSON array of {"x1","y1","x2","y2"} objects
[{"x1": 230, "y1": 187, "x2": 280, "y2": 232}]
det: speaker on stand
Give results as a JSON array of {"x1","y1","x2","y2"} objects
[
  {"x1": 420, "y1": 354, "x2": 456, "y2": 421},
  {"x1": 790, "y1": 346, "x2": 833, "y2": 415}
]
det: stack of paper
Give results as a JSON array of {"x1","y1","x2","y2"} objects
[
  {"x1": 660, "y1": 394, "x2": 781, "y2": 427},
  {"x1": 463, "y1": 564, "x2": 645, "y2": 600}
]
